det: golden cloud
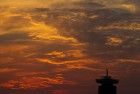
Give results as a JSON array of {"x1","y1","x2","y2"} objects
[
  {"x1": 106, "y1": 36, "x2": 123, "y2": 46},
  {"x1": 27, "y1": 22, "x2": 78, "y2": 42},
  {"x1": 120, "y1": 4, "x2": 136, "y2": 13}
]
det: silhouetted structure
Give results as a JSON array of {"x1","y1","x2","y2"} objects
[{"x1": 96, "y1": 69, "x2": 119, "y2": 94}]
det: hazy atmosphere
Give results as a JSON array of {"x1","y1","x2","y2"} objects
[{"x1": 0, "y1": 0, "x2": 139, "y2": 94}]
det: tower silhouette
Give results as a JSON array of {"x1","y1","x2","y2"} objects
[{"x1": 96, "y1": 69, "x2": 119, "y2": 94}]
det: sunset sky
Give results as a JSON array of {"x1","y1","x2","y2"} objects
[{"x1": 0, "y1": 0, "x2": 139, "y2": 94}]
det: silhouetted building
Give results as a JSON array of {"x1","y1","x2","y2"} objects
[{"x1": 96, "y1": 69, "x2": 119, "y2": 94}]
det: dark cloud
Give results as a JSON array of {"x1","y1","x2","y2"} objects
[
  {"x1": 50, "y1": 0, "x2": 105, "y2": 10},
  {"x1": 33, "y1": 6, "x2": 139, "y2": 63},
  {"x1": 0, "y1": 32, "x2": 31, "y2": 43}
]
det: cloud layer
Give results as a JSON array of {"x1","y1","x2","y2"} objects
[{"x1": 0, "y1": 0, "x2": 139, "y2": 94}]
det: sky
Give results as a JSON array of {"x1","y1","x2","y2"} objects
[{"x1": 0, "y1": 0, "x2": 139, "y2": 94}]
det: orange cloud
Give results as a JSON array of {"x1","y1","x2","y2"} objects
[
  {"x1": 0, "y1": 68, "x2": 18, "y2": 73},
  {"x1": 0, "y1": 76, "x2": 75, "y2": 89},
  {"x1": 46, "y1": 50, "x2": 84, "y2": 59},
  {"x1": 35, "y1": 49, "x2": 86, "y2": 65}
]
